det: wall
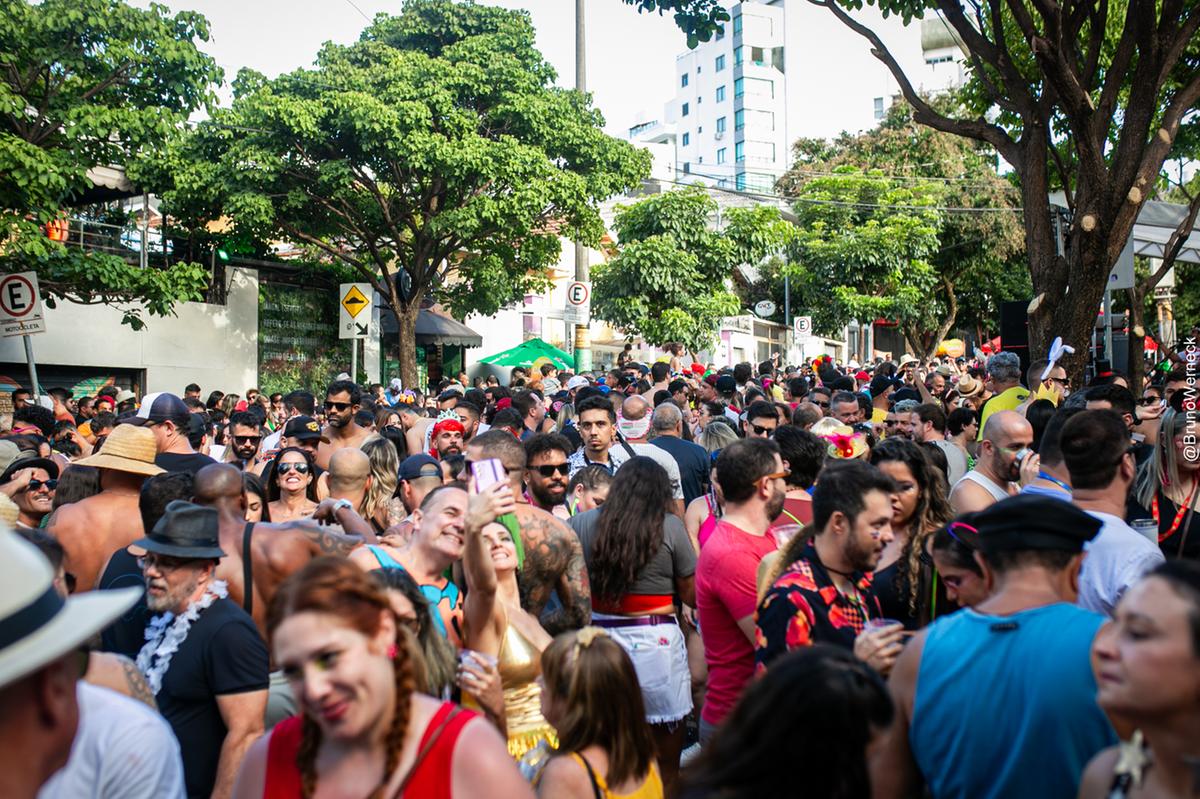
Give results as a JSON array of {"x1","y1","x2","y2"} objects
[{"x1": 0, "y1": 267, "x2": 260, "y2": 395}]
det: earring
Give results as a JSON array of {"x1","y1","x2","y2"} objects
[{"x1": 386, "y1": 643, "x2": 397, "y2": 659}]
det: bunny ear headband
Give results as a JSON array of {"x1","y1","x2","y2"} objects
[{"x1": 1041, "y1": 337, "x2": 1075, "y2": 382}]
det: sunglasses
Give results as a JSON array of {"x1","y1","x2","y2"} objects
[
  {"x1": 137, "y1": 554, "x2": 193, "y2": 572},
  {"x1": 751, "y1": 424, "x2": 776, "y2": 436},
  {"x1": 23, "y1": 478, "x2": 58, "y2": 492},
  {"x1": 761, "y1": 468, "x2": 790, "y2": 481},
  {"x1": 1138, "y1": 396, "x2": 1161, "y2": 405},
  {"x1": 234, "y1": 435, "x2": 262, "y2": 445},
  {"x1": 324, "y1": 401, "x2": 352, "y2": 411},
  {"x1": 277, "y1": 462, "x2": 310, "y2": 475},
  {"x1": 813, "y1": 400, "x2": 830, "y2": 409},
  {"x1": 534, "y1": 463, "x2": 570, "y2": 477}
]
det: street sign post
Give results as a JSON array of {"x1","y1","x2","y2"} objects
[
  {"x1": 0, "y1": 272, "x2": 46, "y2": 398},
  {"x1": 339, "y1": 283, "x2": 373, "y2": 382},
  {"x1": 564, "y1": 280, "x2": 591, "y2": 326},
  {"x1": 794, "y1": 316, "x2": 813, "y2": 338}
]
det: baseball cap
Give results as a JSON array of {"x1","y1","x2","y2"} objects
[
  {"x1": 122, "y1": 392, "x2": 187, "y2": 426},
  {"x1": 715, "y1": 375, "x2": 737, "y2": 395},
  {"x1": 869, "y1": 375, "x2": 900, "y2": 399},
  {"x1": 565, "y1": 375, "x2": 589, "y2": 391},
  {"x1": 283, "y1": 415, "x2": 329, "y2": 443},
  {"x1": 399, "y1": 454, "x2": 442, "y2": 482}
]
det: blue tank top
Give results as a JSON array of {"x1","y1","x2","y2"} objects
[
  {"x1": 911, "y1": 604, "x2": 1116, "y2": 799},
  {"x1": 366, "y1": 546, "x2": 460, "y2": 640}
]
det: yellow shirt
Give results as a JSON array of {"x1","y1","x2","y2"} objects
[{"x1": 977, "y1": 385, "x2": 1031, "y2": 439}]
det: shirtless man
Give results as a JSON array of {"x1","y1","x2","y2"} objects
[
  {"x1": 464, "y1": 430, "x2": 590, "y2": 633},
  {"x1": 400, "y1": 403, "x2": 435, "y2": 460},
  {"x1": 325, "y1": 448, "x2": 372, "y2": 516},
  {"x1": 191, "y1": 464, "x2": 375, "y2": 638},
  {"x1": 49, "y1": 425, "x2": 164, "y2": 592},
  {"x1": 949, "y1": 410, "x2": 1036, "y2": 515},
  {"x1": 350, "y1": 485, "x2": 470, "y2": 646},
  {"x1": 316, "y1": 380, "x2": 370, "y2": 470}
]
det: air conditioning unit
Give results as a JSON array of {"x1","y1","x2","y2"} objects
[{"x1": 714, "y1": 131, "x2": 724, "y2": 140}]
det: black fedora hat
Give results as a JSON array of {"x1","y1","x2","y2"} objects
[{"x1": 131, "y1": 500, "x2": 226, "y2": 559}]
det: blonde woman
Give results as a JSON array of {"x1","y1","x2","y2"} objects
[
  {"x1": 1134, "y1": 408, "x2": 1200, "y2": 559},
  {"x1": 361, "y1": 436, "x2": 404, "y2": 534}
]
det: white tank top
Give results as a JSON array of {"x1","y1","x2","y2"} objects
[{"x1": 956, "y1": 470, "x2": 1011, "y2": 502}]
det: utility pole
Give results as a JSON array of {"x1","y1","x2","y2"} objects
[{"x1": 573, "y1": 0, "x2": 592, "y2": 373}]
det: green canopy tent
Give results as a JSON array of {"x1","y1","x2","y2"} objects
[{"x1": 479, "y1": 339, "x2": 574, "y2": 371}]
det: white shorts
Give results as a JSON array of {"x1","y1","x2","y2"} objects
[{"x1": 593, "y1": 612, "x2": 693, "y2": 724}]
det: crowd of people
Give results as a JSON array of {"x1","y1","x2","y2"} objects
[{"x1": 0, "y1": 342, "x2": 1198, "y2": 799}]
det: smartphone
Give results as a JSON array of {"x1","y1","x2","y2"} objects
[{"x1": 471, "y1": 457, "x2": 506, "y2": 491}]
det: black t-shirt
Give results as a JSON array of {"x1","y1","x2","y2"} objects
[
  {"x1": 560, "y1": 421, "x2": 583, "y2": 453},
  {"x1": 156, "y1": 598, "x2": 269, "y2": 799},
  {"x1": 98, "y1": 549, "x2": 150, "y2": 659},
  {"x1": 650, "y1": 435, "x2": 710, "y2": 506},
  {"x1": 156, "y1": 451, "x2": 217, "y2": 476}
]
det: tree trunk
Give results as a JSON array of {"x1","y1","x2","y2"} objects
[
  {"x1": 1128, "y1": 286, "x2": 1147, "y2": 394},
  {"x1": 392, "y1": 294, "x2": 421, "y2": 391}
]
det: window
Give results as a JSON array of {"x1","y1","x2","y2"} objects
[
  {"x1": 736, "y1": 172, "x2": 747, "y2": 191},
  {"x1": 682, "y1": 132, "x2": 690, "y2": 146},
  {"x1": 873, "y1": 97, "x2": 885, "y2": 119},
  {"x1": 741, "y1": 77, "x2": 774, "y2": 98},
  {"x1": 683, "y1": 162, "x2": 691, "y2": 174},
  {"x1": 751, "y1": 46, "x2": 765, "y2": 66},
  {"x1": 716, "y1": 54, "x2": 726, "y2": 72},
  {"x1": 697, "y1": 95, "x2": 702, "y2": 105},
  {"x1": 681, "y1": 73, "x2": 689, "y2": 88},
  {"x1": 716, "y1": 116, "x2": 727, "y2": 133},
  {"x1": 717, "y1": 148, "x2": 727, "y2": 164},
  {"x1": 682, "y1": 102, "x2": 689, "y2": 117},
  {"x1": 733, "y1": 14, "x2": 743, "y2": 34},
  {"x1": 735, "y1": 141, "x2": 745, "y2": 162},
  {"x1": 734, "y1": 78, "x2": 744, "y2": 97},
  {"x1": 716, "y1": 85, "x2": 726, "y2": 102},
  {"x1": 734, "y1": 47, "x2": 744, "y2": 66},
  {"x1": 716, "y1": 24, "x2": 725, "y2": 40},
  {"x1": 698, "y1": 156, "x2": 703, "y2": 163},
  {"x1": 697, "y1": 65, "x2": 702, "y2": 73},
  {"x1": 734, "y1": 109, "x2": 745, "y2": 130}
]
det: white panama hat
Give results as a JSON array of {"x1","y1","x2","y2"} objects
[{"x1": 0, "y1": 531, "x2": 139, "y2": 689}]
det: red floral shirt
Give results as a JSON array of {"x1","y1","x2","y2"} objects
[{"x1": 754, "y1": 543, "x2": 880, "y2": 672}]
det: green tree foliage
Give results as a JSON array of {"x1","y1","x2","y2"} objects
[
  {"x1": 592, "y1": 186, "x2": 793, "y2": 352},
  {"x1": 620, "y1": 0, "x2": 730, "y2": 48},
  {"x1": 160, "y1": 0, "x2": 648, "y2": 386},
  {"x1": 0, "y1": 0, "x2": 218, "y2": 327},
  {"x1": 809, "y1": 0, "x2": 1200, "y2": 381},
  {"x1": 775, "y1": 96, "x2": 1028, "y2": 356}
]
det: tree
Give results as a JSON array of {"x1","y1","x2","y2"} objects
[
  {"x1": 765, "y1": 169, "x2": 945, "y2": 357},
  {"x1": 809, "y1": 0, "x2": 1200, "y2": 381},
  {"x1": 620, "y1": 0, "x2": 730, "y2": 47},
  {"x1": 591, "y1": 186, "x2": 793, "y2": 353},
  {"x1": 0, "y1": 0, "x2": 218, "y2": 328},
  {"x1": 776, "y1": 96, "x2": 1028, "y2": 357},
  {"x1": 161, "y1": 0, "x2": 648, "y2": 387}
]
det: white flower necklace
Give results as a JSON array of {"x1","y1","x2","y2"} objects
[{"x1": 136, "y1": 579, "x2": 229, "y2": 695}]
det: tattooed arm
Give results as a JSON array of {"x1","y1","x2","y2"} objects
[
  {"x1": 528, "y1": 516, "x2": 591, "y2": 635},
  {"x1": 310, "y1": 499, "x2": 378, "y2": 544},
  {"x1": 272, "y1": 520, "x2": 366, "y2": 557},
  {"x1": 85, "y1": 652, "x2": 157, "y2": 710}
]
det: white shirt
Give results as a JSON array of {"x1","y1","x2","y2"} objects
[
  {"x1": 40, "y1": 682, "x2": 185, "y2": 799},
  {"x1": 1078, "y1": 510, "x2": 1165, "y2": 617},
  {"x1": 610, "y1": 441, "x2": 685, "y2": 501}
]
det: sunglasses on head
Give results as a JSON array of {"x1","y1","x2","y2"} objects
[
  {"x1": 277, "y1": 462, "x2": 310, "y2": 475},
  {"x1": 324, "y1": 400, "x2": 352, "y2": 411},
  {"x1": 534, "y1": 463, "x2": 570, "y2": 477},
  {"x1": 24, "y1": 478, "x2": 57, "y2": 492}
]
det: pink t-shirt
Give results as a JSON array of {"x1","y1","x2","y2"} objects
[{"x1": 696, "y1": 519, "x2": 778, "y2": 726}]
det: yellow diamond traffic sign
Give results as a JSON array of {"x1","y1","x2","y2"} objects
[{"x1": 341, "y1": 285, "x2": 369, "y2": 318}]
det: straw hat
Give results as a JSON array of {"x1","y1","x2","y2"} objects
[
  {"x1": 811, "y1": 418, "x2": 869, "y2": 460},
  {"x1": 955, "y1": 374, "x2": 985, "y2": 399},
  {"x1": 74, "y1": 424, "x2": 164, "y2": 477},
  {"x1": 0, "y1": 531, "x2": 140, "y2": 688},
  {"x1": 0, "y1": 494, "x2": 19, "y2": 526}
]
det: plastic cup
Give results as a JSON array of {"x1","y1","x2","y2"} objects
[
  {"x1": 864, "y1": 618, "x2": 904, "y2": 634},
  {"x1": 771, "y1": 524, "x2": 803, "y2": 548},
  {"x1": 1130, "y1": 519, "x2": 1159, "y2": 544}
]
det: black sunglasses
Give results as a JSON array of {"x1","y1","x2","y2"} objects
[
  {"x1": 324, "y1": 400, "x2": 352, "y2": 411},
  {"x1": 812, "y1": 400, "x2": 830, "y2": 408},
  {"x1": 234, "y1": 435, "x2": 262, "y2": 444},
  {"x1": 277, "y1": 462, "x2": 310, "y2": 475},
  {"x1": 751, "y1": 423, "x2": 776, "y2": 436},
  {"x1": 25, "y1": 478, "x2": 57, "y2": 492},
  {"x1": 534, "y1": 463, "x2": 570, "y2": 477},
  {"x1": 1138, "y1": 396, "x2": 1161, "y2": 405}
]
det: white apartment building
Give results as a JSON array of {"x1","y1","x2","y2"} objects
[{"x1": 627, "y1": 0, "x2": 965, "y2": 187}]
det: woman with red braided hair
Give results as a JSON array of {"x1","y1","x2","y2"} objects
[{"x1": 231, "y1": 557, "x2": 531, "y2": 799}]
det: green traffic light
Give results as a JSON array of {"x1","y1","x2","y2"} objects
[{"x1": 216, "y1": 248, "x2": 230, "y2": 262}]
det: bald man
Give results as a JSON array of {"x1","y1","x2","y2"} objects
[
  {"x1": 327, "y1": 447, "x2": 372, "y2": 516},
  {"x1": 616, "y1": 394, "x2": 686, "y2": 517},
  {"x1": 464, "y1": 430, "x2": 590, "y2": 634},
  {"x1": 192, "y1": 464, "x2": 375, "y2": 637},
  {"x1": 950, "y1": 410, "x2": 1037, "y2": 514}
]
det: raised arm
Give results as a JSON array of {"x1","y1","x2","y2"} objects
[{"x1": 463, "y1": 482, "x2": 517, "y2": 654}]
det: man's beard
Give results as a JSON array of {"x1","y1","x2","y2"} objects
[
  {"x1": 530, "y1": 481, "x2": 566, "y2": 508},
  {"x1": 437, "y1": 443, "x2": 462, "y2": 458},
  {"x1": 236, "y1": 446, "x2": 257, "y2": 461},
  {"x1": 844, "y1": 530, "x2": 879, "y2": 573},
  {"x1": 764, "y1": 483, "x2": 786, "y2": 521},
  {"x1": 146, "y1": 572, "x2": 202, "y2": 614}
]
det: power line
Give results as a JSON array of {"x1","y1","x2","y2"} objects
[{"x1": 341, "y1": 0, "x2": 371, "y2": 22}]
